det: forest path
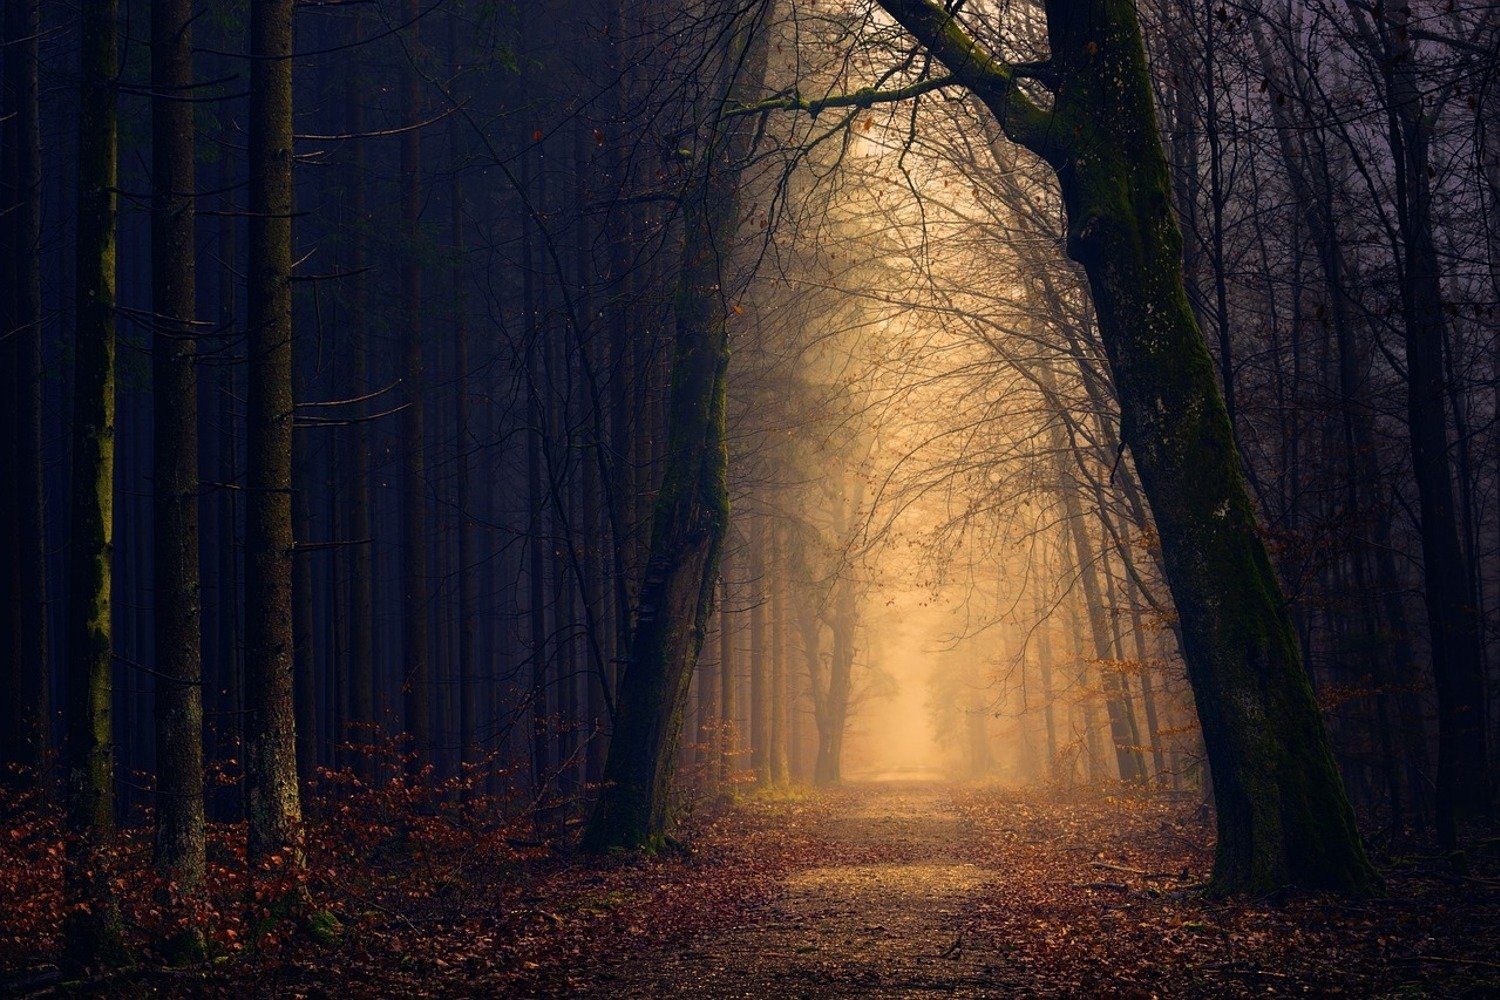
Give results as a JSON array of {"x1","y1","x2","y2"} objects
[{"x1": 584, "y1": 777, "x2": 1016, "y2": 998}]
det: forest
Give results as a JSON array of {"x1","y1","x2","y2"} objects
[{"x1": 1, "y1": 0, "x2": 1499, "y2": 994}]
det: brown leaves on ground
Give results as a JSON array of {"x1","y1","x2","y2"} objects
[
  {"x1": 945, "y1": 788, "x2": 1500, "y2": 997},
  {"x1": 2, "y1": 779, "x2": 1497, "y2": 997}
]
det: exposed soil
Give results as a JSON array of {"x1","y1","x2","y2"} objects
[{"x1": 582, "y1": 778, "x2": 1012, "y2": 997}]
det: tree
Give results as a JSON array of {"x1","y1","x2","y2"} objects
[
  {"x1": 150, "y1": 0, "x2": 206, "y2": 945},
  {"x1": 1347, "y1": 0, "x2": 1491, "y2": 846},
  {"x1": 583, "y1": 2, "x2": 768, "y2": 852},
  {"x1": 748, "y1": 521, "x2": 769, "y2": 783},
  {"x1": 873, "y1": 0, "x2": 1376, "y2": 895},
  {"x1": 767, "y1": 524, "x2": 789, "y2": 785},
  {"x1": 244, "y1": 0, "x2": 306, "y2": 884},
  {"x1": 0, "y1": 0, "x2": 48, "y2": 783},
  {"x1": 398, "y1": 0, "x2": 432, "y2": 775},
  {"x1": 63, "y1": 0, "x2": 128, "y2": 967},
  {"x1": 339, "y1": 10, "x2": 377, "y2": 780},
  {"x1": 449, "y1": 12, "x2": 478, "y2": 790}
]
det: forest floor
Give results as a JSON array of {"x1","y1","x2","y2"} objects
[{"x1": 5, "y1": 776, "x2": 1500, "y2": 997}]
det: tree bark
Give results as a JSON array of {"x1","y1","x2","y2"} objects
[
  {"x1": 581, "y1": 7, "x2": 764, "y2": 850},
  {"x1": 450, "y1": 41, "x2": 478, "y2": 791},
  {"x1": 768, "y1": 524, "x2": 789, "y2": 785},
  {"x1": 521, "y1": 148, "x2": 551, "y2": 805},
  {"x1": 748, "y1": 520, "x2": 769, "y2": 783},
  {"x1": 1029, "y1": 576, "x2": 1059, "y2": 780},
  {"x1": 150, "y1": 0, "x2": 207, "y2": 925},
  {"x1": 340, "y1": 12, "x2": 376, "y2": 779},
  {"x1": 64, "y1": 0, "x2": 128, "y2": 966},
  {"x1": 1358, "y1": 0, "x2": 1490, "y2": 844},
  {"x1": 718, "y1": 569, "x2": 736, "y2": 789},
  {"x1": 245, "y1": 0, "x2": 305, "y2": 880},
  {"x1": 0, "y1": 0, "x2": 48, "y2": 782},
  {"x1": 876, "y1": 0, "x2": 1376, "y2": 895},
  {"x1": 818, "y1": 574, "x2": 854, "y2": 786},
  {"x1": 399, "y1": 0, "x2": 432, "y2": 776}
]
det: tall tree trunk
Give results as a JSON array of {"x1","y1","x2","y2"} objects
[
  {"x1": 877, "y1": 0, "x2": 1376, "y2": 896},
  {"x1": 64, "y1": 0, "x2": 128, "y2": 966},
  {"x1": 213, "y1": 143, "x2": 243, "y2": 821},
  {"x1": 1253, "y1": 20, "x2": 1428, "y2": 834},
  {"x1": 399, "y1": 0, "x2": 432, "y2": 775},
  {"x1": 244, "y1": 0, "x2": 305, "y2": 881},
  {"x1": 800, "y1": 593, "x2": 829, "y2": 782},
  {"x1": 1063, "y1": 581, "x2": 1106, "y2": 782},
  {"x1": 522, "y1": 148, "x2": 551, "y2": 803},
  {"x1": 292, "y1": 457, "x2": 317, "y2": 791},
  {"x1": 581, "y1": 7, "x2": 765, "y2": 851},
  {"x1": 341, "y1": 13, "x2": 376, "y2": 779},
  {"x1": 1029, "y1": 577, "x2": 1059, "y2": 780},
  {"x1": 819, "y1": 574, "x2": 855, "y2": 786},
  {"x1": 748, "y1": 520, "x2": 769, "y2": 783},
  {"x1": 787, "y1": 616, "x2": 804, "y2": 781},
  {"x1": 768, "y1": 524, "x2": 789, "y2": 785},
  {"x1": 1044, "y1": 382, "x2": 1146, "y2": 783},
  {"x1": 451, "y1": 72, "x2": 478, "y2": 795},
  {"x1": 1361, "y1": 0, "x2": 1491, "y2": 845},
  {"x1": 603, "y1": 0, "x2": 637, "y2": 667},
  {"x1": 0, "y1": 0, "x2": 48, "y2": 781},
  {"x1": 718, "y1": 569, "x2": 736, "y2": 789},
  {"x1": 150, "y1": 0, "x2": 207, "y2": 934}
]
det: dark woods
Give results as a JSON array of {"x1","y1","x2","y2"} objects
[{"x1": 0, "y1": 0, "x2": 1497, "y2": 986}]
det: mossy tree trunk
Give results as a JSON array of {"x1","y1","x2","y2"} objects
[
  {"x1": 150, "y1": 0, "x2": 207, "y2": 930},
  {"x1": 877, "y1": 0, "x2": 1377, "y2": 896},
  {"x1": 64, "y1": 0, "x2": 128, "y2": 968},
  {"x1": 245, "y1": 0, "x2": 305, "y2": 880},
  {"x1": 0, "y1": 0, "x2": 48, "y2": 783},
  {"x1": 582, "y1": 6, "x2": 767, "y2": 852}
]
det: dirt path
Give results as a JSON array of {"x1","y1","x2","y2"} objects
[{"x1": 585, "y1": 778, "x2": 1018, "y2": 997}]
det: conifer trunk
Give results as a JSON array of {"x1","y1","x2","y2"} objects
[
  {"x1": 64, "y1": 0, "x2": 128, "y2": 966},
  {"x1": 748, "y1": 522, "x2": 769, "y2": 783},
  {"x1": 718, "y1": 571, "x2": 736, "y2": 789},
  {"x1": 399, "y1": 0, "x2": 432, "y2": 774},
  {"x1": 244, "y1": 0, "x2": 305, "y2": 877},
  {"x1": 150, "y1": 0, "x2": 206, "y2": 916},
  {"x1": 340, "y1": 13, "x2": 376, "y2": 777},
  {"x1": 768, "y1": 525, "x2": 789, "y2": 785},
  {"x1": 0, "y1": 0, "x2": 48, "y2": 781}
]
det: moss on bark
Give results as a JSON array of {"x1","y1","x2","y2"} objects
[
  {"x1": 583, "y1": 9, "x2": 766, "y2": 852},
  {"x1": 878, "y1": 0, "x2": 1378, "y2": 895},
  {"x1": 64, "y1": 0, "x2": 129, "y2": 969}
]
